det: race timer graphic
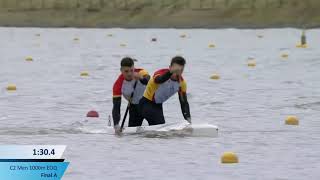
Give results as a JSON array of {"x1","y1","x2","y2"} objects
[{"x1": 0, "y1": 145, "x2": 69, "y2": 180}]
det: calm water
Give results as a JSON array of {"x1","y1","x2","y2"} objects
[{"x1": 0, "y1": 28, "x2": 319, "y2": 180}]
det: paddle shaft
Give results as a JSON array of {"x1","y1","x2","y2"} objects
[{"x1": 120, "y1": 80, "x2": 138, "y2": 132}]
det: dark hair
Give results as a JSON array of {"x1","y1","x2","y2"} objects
[
  {"x1": 171, "y1": 56, "x2": 186, "y2": 66},
  {"x1": 121, "y1": 57, "x2": 134, "y2": 67}
]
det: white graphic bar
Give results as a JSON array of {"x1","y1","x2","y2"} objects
[{"x1": 0, "y1": 145, "x2": 66, "y2": 159}]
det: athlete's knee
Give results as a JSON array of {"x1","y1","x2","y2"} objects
[
  {"x1": 148, "y1": 117, "x2": 165, "y2": 126},
  {"x1": 148, "y1": 121, "x2": 165, "y2": 126}
]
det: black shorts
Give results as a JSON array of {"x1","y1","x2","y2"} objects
[
  {"x1": 128, "y1": 104, "x2": 144, "y2": 127},
  {"x1": 139, "y1": 97, "x2": 165, "y2": 126}
]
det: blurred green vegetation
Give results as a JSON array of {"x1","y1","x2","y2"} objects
[{"x1": 0, "y1": 0, "x2": 318, "y2": 28}]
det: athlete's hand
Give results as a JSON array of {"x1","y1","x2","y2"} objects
[
  {"x1": 186, "y1": 117, "x2": 192, "y2": 124},
  {"x1": 114, "y1": 124, "x2": 122, "y2": 136},
  {"x1": 133, "y1": 72, "x2": 142, "y2": 80},
  {"x1": 170, "y1": 64, "x2": 183, "y2": 74}
]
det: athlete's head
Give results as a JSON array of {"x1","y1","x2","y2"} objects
[
  {"x1": 170, "y1": 56, "x2": 186, "y2": 78},
  {"x1": 120, "y1": 57, "x2": 134, "y2": 81}
]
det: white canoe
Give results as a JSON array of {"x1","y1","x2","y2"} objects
[{"x1": 77, "y1": 120, "x2": 218, "y2": 138}]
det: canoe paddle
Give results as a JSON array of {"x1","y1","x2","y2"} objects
[{"x1": 119, "y1": 80, "x2": 138, "y2": 133}]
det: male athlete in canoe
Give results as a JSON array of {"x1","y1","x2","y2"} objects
[
  {"x1": 112, "y1": 57, "x2": 150, "y2": 133},
  {"x1": 139, "y1": 56, "x2": 191, "y2": 125}
]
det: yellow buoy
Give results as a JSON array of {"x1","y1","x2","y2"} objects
[
  {"x1": 281, "y1": 54, "x2": 289, "y2": 59},
  {"x1": 25, "y1": 56, "x2": 33, "y2": 61},
  {"x1": 80, "y1": 71, "x2": 89, "y2": 77},
  {"x1": 296, "y1": 44, "x2": 308, "y2": 48},
  {"x1": 247, "y1": 60, "x2": 256, "y2": 67},
  {"x1": 210, "y1": 73, "x2": 220, "y2": 80},
  {"x1": 120, "y1": 43, "x2": 127, "y2": 47},
  {"x1": 221, "y1": 152, "x2": 239, "y2": 164},
  {"x1": 208, "y1": 44, "x2": 216, "y2": 48},
  {"x1": 285, "y1": 116, "x2": 299, "y2": 125},
  {"x1": 7, "y1": 84, "x2": 17, "y2": 91},
  {"x1": 180, "y1": 34, "x2": 187, "y2": 38}
]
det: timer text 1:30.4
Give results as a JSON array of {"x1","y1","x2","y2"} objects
[{"x1": 33, "y1": 149, "x2": 55, "y2": 156}]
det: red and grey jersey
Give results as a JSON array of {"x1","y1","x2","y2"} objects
[{"x1": 113, "y1": 68, "x2": 149, "y2": 104}]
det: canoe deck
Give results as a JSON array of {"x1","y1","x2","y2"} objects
[{"x1": 77, "y1": 120, "x2": 218, "y2": 138}]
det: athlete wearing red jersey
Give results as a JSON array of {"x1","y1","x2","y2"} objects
[{"x1": 112, "y1": 57, "x2": 150, "y2": 133}]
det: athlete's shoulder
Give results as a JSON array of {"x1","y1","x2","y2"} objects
[
  {"x1": 154, "y1": 68, "x2": 169, "y2": 77},
  {"x1": 114, "y1": 74, "x2": 124, "y2": 83},
  {"x1": 113, "y1": 74, "x2": 124, "y2": 97}
]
